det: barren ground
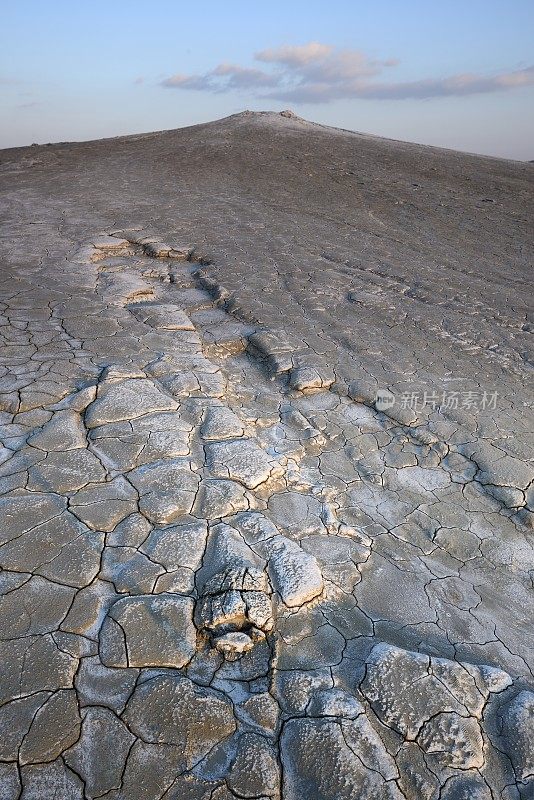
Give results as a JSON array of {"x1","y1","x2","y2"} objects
[{"x1": 0, "y1": 111, "x2": 532, "y2": 799}]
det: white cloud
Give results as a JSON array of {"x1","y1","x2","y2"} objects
[
  {"x1": 161, "y1": 73, "x2": 213, "y2": 90},
  {"x1": 255, "y1": 42, "x2": 332, "y2": 67},
  {"x1": 160, "y1": 43, "x2": 534, "y2": 103},
  {"x1": 211, "y1": 63, "x2": 279, "y2": 88},
  {"x1": 161, "y1": 63, "x2": 277, "y2": 93}
]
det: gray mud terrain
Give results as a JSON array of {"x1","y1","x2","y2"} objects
[{"x1": 0, "y1": 110, "x2": 532, "y2": 799}]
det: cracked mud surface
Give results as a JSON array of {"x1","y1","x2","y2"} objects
[{"x1": 0, "y1": 110, "x2": 532, "y2": 799}]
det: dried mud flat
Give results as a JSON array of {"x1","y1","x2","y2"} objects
[{"x1": 0, "y1": 110, "x2": 532, "y2": 799}]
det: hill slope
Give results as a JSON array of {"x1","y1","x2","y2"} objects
[{"x1": 0, "y1": 111, "x2": 532, "y2": 799}]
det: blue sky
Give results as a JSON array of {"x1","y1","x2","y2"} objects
[{"x1": 1, "y1": 1, "x2": 533, "y2": 158}]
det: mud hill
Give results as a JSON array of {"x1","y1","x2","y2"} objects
[{"x1": 0, "y1": 111, "x2": 532, "y2": 799}]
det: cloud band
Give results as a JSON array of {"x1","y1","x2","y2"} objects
[{"x1": 159, "y1": 42, "x2": 534, "y2": 103}]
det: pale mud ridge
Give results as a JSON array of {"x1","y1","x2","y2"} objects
[{"x1": 0, "y1": 111, "x2": 532, "y2": 799}]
